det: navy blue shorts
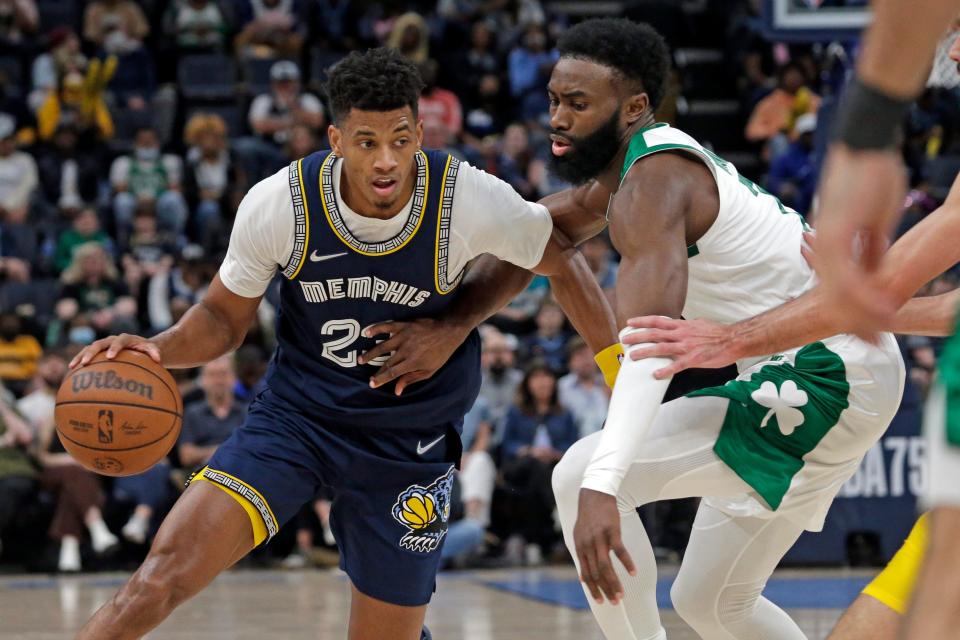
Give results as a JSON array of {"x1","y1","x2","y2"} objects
[{"x1": 194, "y1": 389, "x2": 462, "y2": 606}]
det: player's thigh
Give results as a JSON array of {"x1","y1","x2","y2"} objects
[
  {"x1": 673, "y1": 503, "x2": 805, "y2": 601},
  {"x1": 348, "y1": 584, "x2": 425, "y2": 640},
  {"x1": 138, "y1": 481, "x2": 254, "y2": 594},
  {"x1": 827, "y1": 594, "x2": 901, "y2": 640}
]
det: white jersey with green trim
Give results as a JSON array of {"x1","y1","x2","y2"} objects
[{"x1": 620, "y1": 123, "x2": 817, "y2": 370}]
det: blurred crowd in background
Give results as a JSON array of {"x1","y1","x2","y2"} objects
[{"x1": 0, "y1": 0, "x2": 958, "y2": 574}]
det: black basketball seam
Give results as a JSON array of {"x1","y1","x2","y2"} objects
[
  {"x1": 55, "y1": 411, "x2": 180, "y2": 452},
  {"x1": 55, "y1": 399, "x2": 183, "y2": 419},
  {"x1": 65, "y1": 357, "x2": 182, "y2": 413}
]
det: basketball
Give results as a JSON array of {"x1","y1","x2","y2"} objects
[{"x1": 54, "y1": 350, "x2": 183, "y2": 477}]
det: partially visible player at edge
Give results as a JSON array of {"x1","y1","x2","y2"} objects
[
  {"x1": 67, "y1": 48, "x2": 619, "y2": 640},
  {"x1": 776, "y1": 0, "x2": 960, "y2": 635}
]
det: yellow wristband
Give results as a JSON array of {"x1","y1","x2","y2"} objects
[{"x1": 594, "y1": 343, "x2": 624, "y2": 389}]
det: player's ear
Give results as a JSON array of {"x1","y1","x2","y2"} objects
[
  {"x1": 624, "y1": 92, "x2": 650, "y2": 126},
  {"x1": 328, "y1": 123, "x2": 342, "y2": 156},
  {"x1": 415, "y1": 119, "x2": 424, "y2": 149}
]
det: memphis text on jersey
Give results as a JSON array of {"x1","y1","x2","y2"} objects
[{"x1": 299, "y1": 275, "x2": 431, "y2": 308}]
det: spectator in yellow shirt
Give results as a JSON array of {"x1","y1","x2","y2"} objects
[{"x1": 0, "y1": 313, "x2": 41, "y2": 397}]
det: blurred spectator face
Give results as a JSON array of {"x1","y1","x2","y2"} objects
[
  {"x1": 234, "y1": 347, "x2": 266, "y2": 387},
  {"x1": 74, "y1": 208, "x2": 100, "y2": 235},
  {"x1": 503, "y1": 123, "x2": 529, "y2": 158},
  {"x1": 523, "y1": 26, "x2": 547, "y2": 52},
  {"x1": 536, "y1": 303, "x2": 564, "y2": 336},
  {"x1": 61, "y1": 71, "x2": 84, "y2": 106},
  {"x1": 329, "y1": 106, "x2": 423, "y2": 215},
  {"x1": 286, "y1": 124, "x2": 316, "y2": 159},
  {"x1": 482, "y1": 331, "x2": 515, "y2": 373},
  {"x1": 479, "y1": 74, "x2": 500, "y2": 98},
  {"x1": 271, "y1": 61, "x2": 301, "y2": 104},
  {"x1": 133, "y1": 210, "x2": 157, "y2": 236},
  {"x1": 0, "y1": 133, "x2": 14, "y2": 157},
  {"x1": 80, "y1": 246, "x2": 108, "y2": 280},
  {"x1": 54, "y1": 126, "x2": 79, "y2": 154},
  {"x1": 38, "y1": 353, "x2": 68, "y2": 389},
  {"x1": 197, "y1": 129, "x2": 225, "y2": 157},
  {"x1": 568, "y1": 343, "x2": 596, "y2": 379},
  {"x1": 0, "y1": 313, "x2": 21, "y2": 341},
  {"x1": 526, "y1": 368, "x2": 556, "y2": 404},
  {"x1": 134, "y1": 129, "x2": 160, "y2": 161},
  {"x1": 201, "y1": 355, "x2": 236, "y2": 399},
  {"x1": 400, "y1": 24, "x2": 422, "y2": 53},
  {"x1": 471, "y1": 22, "x2": 492, "y2": 51},
  {"x1": 422, "y1": 121, "x2": 451, "y2": 149},
  {"x1": 779, "y1": 65, "x2": 805, "y2": 94}
]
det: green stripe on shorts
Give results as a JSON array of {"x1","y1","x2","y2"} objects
[{"x1": 942, "y1": 319, "x2": 960, "y2": 447}]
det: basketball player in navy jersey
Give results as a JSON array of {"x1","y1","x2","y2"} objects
[{"x1": 70, "y1": 48, "x2": 619, "y2": 640}]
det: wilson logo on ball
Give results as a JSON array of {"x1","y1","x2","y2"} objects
[{"x1": 71, "y1": 370, "x2": 155, "y2": 400}]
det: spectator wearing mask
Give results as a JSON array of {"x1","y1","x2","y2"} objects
[
  {"x1": 463, "y1": 73, "x2": 509, "y2": 142},
  {"x1": 145, "y1": 243, "x2": 208, "y2": 332},
  {"x1": 83, "y1": 0, "x2": 154, "y2": 110},
  {"x1": 110, "y1": 127, "x2": 188, "y2": 238},
  {"x1": 521, "y1": 299, "x2": 569, "y2": 372},
  {"x1": 0, "y1": 312, "x2": 41, "y2": 396},
  {"x1": 557, "y1": 337, "x2": 609, "y2": 438},
  {"x1": 499, "y1": 361, "x2": 577, "y2": 564},
  {"x1": 477, "y1": 326, "x2": 523, "y2": 441},
  {"x1": 745, "y1": 61, "x2": 820, "y2": 162},
  {"x1": 765, "y1": 112, "x2": 818, "y2": 216},
  {"x1": 233, "y1": 0, "x2": 304, "y2": 60},
  {"x1": 121, "y1": 206, "x2": 177, "y2": 314},
  {"x1": 178, "y1": 355, "x2": 246, "y2": 468},
  {"x1": 0, "y1": 114, "x2": 37, "y2": 225},
  {"x1": 182, "y1": 113, "x2": 247, "y2": 248},
  {"x1": 54, "y1": 207, "x2": 113, "y2": 273}
]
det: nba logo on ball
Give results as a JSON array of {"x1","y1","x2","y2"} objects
[
  {"x1": 392, "y1": 467, "x2": 454, "y2": 553},
  {"x1": 98, "y1": 410, "x2": 114, "y2": 444}
]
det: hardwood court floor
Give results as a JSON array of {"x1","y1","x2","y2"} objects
[{"x1": 0, "y1": 566, "x2": 861, "y2": 639}]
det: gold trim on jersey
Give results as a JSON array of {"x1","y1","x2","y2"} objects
[
  {"x1": 434, "y1": 154, "x2": 463, "y2": 294},
  {"x1": 283, "y1": 159, "x2": 311, "y2": 279},
  {"x1": 318, "y1": 151, "x2": 428, "y2": 256}
]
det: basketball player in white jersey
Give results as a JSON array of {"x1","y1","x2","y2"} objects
[{"x1": 532, "y1": 18, "x2": 904, "y2": 640}]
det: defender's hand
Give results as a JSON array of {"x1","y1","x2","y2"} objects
[
  {"x1": 69, "y1": 333, "x2": 161, "y2": 369},
  {"x1": 809, "y1": 145, "x2": 903, "y2": 341},
  {"x1": 574, "y1": 488, "x2": 636, "y2": 605},
  {"x1": 359, "y1": 319, "x2": 471, "y2": 395},
  {"x1": 623, "y1": 316, "x2": 738, "y2": 378}
]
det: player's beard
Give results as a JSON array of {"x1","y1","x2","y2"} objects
[{"x1": 548, "y1": 110, "x2": 623, "y2": 186}]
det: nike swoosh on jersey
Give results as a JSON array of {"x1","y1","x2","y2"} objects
[
  {"x1": 310, "y1": 251, "x2": 349, "y2": 262},
  {"x1": 416, "y1": 434, "x2": 445, "y2": 456}
]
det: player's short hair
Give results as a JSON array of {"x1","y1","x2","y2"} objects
[
  {"x1": 325, "y1": 48, "x2": 425, "y2": 124},
  {"x1": 557, "y1": 18, "x2": 670, "y2": 110}
]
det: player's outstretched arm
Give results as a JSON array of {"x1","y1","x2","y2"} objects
[
  {"x1": 538, "y1": 179, "x2": 612, "y2": 246},
  {"x1": 70, "y1": 274, "x2": 262, "y2": 370},
  {"x1": 810, "y1": 1, "x2": 959, "y2": 338},
  {"x1": 625, "y1": 176, "x2": 960, "y2": 377}
]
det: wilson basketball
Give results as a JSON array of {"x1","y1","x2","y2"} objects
[{"x1": 55, "y1": 350, "x2": 183, "y2": 477}]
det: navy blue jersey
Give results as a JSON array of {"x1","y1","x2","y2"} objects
[{"x1": 265, "y1": 149, "x2": 482, "y2": 428}]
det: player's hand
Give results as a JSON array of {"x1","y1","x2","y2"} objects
[
  {"x1": 809, "y1": 144, "x2": 904, "y2": 341},
  {"x1": 359, "y1": 318, "x2": 471, "y2": 395},
  {"x1": 623, "y1": 316, "x2": 739, "y2": 378},
  {"x1": 69, "y1": 333, "x2": 162, "y2": 369},
  {"x1": 574, "y1": 488, "x2": 636, "y2": 605}
]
